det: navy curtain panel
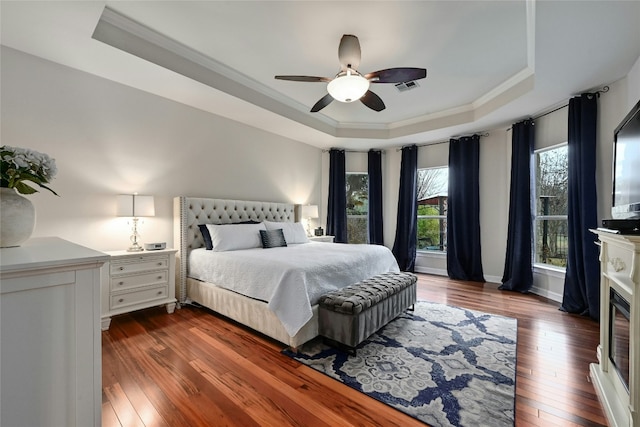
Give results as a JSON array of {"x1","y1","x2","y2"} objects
[
  {"x1": 500, "y1": 120, "x2": 535, "y2": 292},
  {"x1": 561, "y1": 94, "x2": 600, "y2": 320},
  {"x1": 368, "y1": 149, "x2": 384, "y2": 245},
  {"x1": 392, "y1": 145, "x2": 418, "y2": 271},
  {"x1": 447, "y1": 135, "x2": 485, "y2": 281},
  {"x1": 327, "y1": 149, "x2": 348, "y2": 243}
]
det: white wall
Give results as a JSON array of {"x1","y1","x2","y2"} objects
[
  {"x1": 4, "y1": 44, "x2": 639, "y2": 301},
  {"x1": 330, "y1": 133, "x2": 510, "y2": 282},
  {"x1": 410, "y1": 132, "x2": 509, "y2": 282},
  {"x1": 531, "y1": 56, "x2": 640, "y2": 301},
  {"x1": 1, "y1": 47, "x2": 322, "y2": 252},
  {"x1": 333, "y1": 54, "x2": 640, "y2": 301},
  {"x1": 320, "y1": 148, "x2": 400, "y2": 248}
]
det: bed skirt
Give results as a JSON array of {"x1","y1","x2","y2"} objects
[{"x1": 186, "y1": 277, "x2": 319, "y2": 349}]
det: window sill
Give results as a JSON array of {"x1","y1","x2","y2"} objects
[
  {"x1": 533, "y1": 263, "x2": 566, "y2": 279},
  {"x1": 417, "y1": 250, "x2": 447, "y2": 259}
]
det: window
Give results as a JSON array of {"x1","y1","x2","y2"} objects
[
  {"x1": 417, "y1": 167, "x2": 448, "y2": 252},
  {"x1": 346, "y1": 173, "x2": 368, "y2": 243},
  {"x1": 534, "y1": 144, "x2": 568, "y2": 268}
]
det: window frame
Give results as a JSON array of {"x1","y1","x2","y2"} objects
[
  {"x1": 533, "y1": 142, "x2": 569, "y2": 270},
  {"x1": 345, "y1": 172, "x2": 369, "y2": 244},
  {"x1": 416, "y1": 167, "x2": 448, "y2": 253}
]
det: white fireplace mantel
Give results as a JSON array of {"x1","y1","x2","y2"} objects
[{"x1": 591, "y1": 230, "x2": 640, "y2": 427}]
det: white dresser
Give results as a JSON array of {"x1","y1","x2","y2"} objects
[
  {"x1": 0, "y1": 237, "x2": 108, "y2": 427},
  {"x1": 101, "y1": 248, "x2": 177, "y2": 330}
]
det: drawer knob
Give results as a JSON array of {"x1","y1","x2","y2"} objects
[
  {"x1": 118, "y1": 298, "x2": 124, "y2": 303},
  {"x1": 157, "y1": 262, "x2": 163, "y2": 266},
  {"x1": 157, "y1": 291, "x2": 163, "y2": 295},
  {"x1": 119, "y1": 267, "x2": 124, "y2": 271},
  {"x1": 158, "y1": 276, "x2": 163, "y2": 280},
  {"x1": 118, "y1": 281, "x2": 124, "y2": 286}
]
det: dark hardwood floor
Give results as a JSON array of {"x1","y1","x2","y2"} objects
[{"x1": 102, "y1": 274, "x2": 606, "y2": 426}]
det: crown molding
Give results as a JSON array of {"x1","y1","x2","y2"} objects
[{"x1": 93, "y1": 3, "x2": 536, "y2": 140}]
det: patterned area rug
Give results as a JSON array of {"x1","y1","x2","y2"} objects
[{"x1": 283, "y1": 301, "x2": 517, "y2": 427}]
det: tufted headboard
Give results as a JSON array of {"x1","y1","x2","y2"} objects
[{"x1": 173, "y1": 197, "x2": 296, "y2": 304}]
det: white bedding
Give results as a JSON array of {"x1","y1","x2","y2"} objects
[{"x1": 188, "y1": 242, "x2": 400, "y2": 337}]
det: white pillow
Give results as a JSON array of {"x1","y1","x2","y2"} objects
[
  {"x1": 263, "y1": 220, "x2": 309, "y2": 244},
  {"x1": 206, "y1": 222, "x2": 266, "y2": 252}
]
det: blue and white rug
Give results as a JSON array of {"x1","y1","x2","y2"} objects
[{"x1": 283, "y1": 301, "x2": 517, "y2": 427}]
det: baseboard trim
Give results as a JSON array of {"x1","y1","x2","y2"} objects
[
  {"x1": 529, "y1": 285, "x2": 563, "y2": 303},
  {"x1": 414, "y1": 266, "x2": 447, "y2": 276},
  {"x1": 413, "y1": 268, "x2": 563, "y2": 302}
]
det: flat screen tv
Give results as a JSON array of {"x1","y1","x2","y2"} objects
[{"x1": 612, "y1": 99, "x2": 640, "y2": 219}]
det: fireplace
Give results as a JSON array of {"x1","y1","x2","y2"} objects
[
  {"x1": 590, "y1": 230, "x2": 639, "y2": 427},
  {"x1": 609, "y1": 288, "x2": 630, "y2": 392}
]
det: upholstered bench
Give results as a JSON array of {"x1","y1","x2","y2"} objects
[{"x1": 318, "y1": 272, "x2": 417, "y2": 349}]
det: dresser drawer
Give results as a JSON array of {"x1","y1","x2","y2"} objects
[
  {"x1": 110, "y1": 270, "x2": 168, "y2": 291},
  {"x1": 110, "y1": 285, "x2": 168, "y2": 310},
  {"x1": 110, "y1": 256, "x2": 168, "y2": 275}
]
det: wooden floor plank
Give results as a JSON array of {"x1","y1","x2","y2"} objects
[
  {"x1": 101, "y1": 401, "x2": 123, "y2": 427},
  {"x1": 102, "y1": 273, "x2": 606, "y2": 426},
  {"x1": 103, "y1": 383, "x2": 145, "y2": 427}
]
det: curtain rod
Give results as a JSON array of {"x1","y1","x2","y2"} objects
[
  {"x1": 321, "y1": 149, "x2": 386, "y2": 153},
  {"x1": 325, "y1": 85, "x2": 610, "y2": 153},
  {"x1": 396, "y1": 132, "x2": 490, "y2": 151},
  {"x1": 530, "y1": 85, "x2": 610, "y2": 122}
]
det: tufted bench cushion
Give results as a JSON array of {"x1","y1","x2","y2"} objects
[{"x1": 318, "y1": 272, "x2": 417, "y2": 349}]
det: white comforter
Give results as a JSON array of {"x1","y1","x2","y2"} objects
[{"x1": 188, "y1": 242, "x2": 400, "y2": 337}]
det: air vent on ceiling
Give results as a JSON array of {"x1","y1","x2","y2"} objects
[{"x1": 394, "y1": 80, "x2": 420, "y2": 92}]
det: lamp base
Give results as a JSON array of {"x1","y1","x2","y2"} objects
[{"x1": 126, "y1": 218, "x2": 144, "y2": 252}]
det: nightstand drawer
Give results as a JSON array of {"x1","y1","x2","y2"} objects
[
  {"x1": 102, "y1": 248, "x2": 177, "y2": 331},
  {"x1": 110, "y1": 270, "x2": 168, "y2": 291},
  {"x1": 110, "y1": 285, "x2": 168, "y2": 310},
  {"x1": 110, "y1": 256, "x2": 168, "y2": 275}
]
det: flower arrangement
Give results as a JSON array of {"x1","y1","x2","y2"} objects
[{"x1": 0, "y1": 145, "x2": 58, "y2": 195}]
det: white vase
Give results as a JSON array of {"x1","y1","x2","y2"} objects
[{"x1": 0, "y1": 187, "x2": 36, "y2": 248}]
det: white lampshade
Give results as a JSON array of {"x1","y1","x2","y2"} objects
[
  {"x1": 301, "y1": 204, "x2": 319, "y2": 219},
  {"x1": 116, "y1": 194, "x2": 155, "y2": 217},
  {"x1": 327, "y1": 70, "x2": 370, "y2": 103}
]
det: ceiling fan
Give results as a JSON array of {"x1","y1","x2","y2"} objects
[{"x1": 275, "y1": 34, "x2": 427, "y2": 113}]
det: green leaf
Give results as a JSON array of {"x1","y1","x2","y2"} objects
[{"x1": 14, "y1": 182, "x2": 38, "y2": 195}]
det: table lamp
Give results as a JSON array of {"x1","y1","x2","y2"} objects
[{"x1": 116, "y1": 194, "x2": 155, "y2": 252}]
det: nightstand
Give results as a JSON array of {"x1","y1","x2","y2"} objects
[
  {"x1": 309, "y1": 235, "x2": 335, "y2": 243},
  {"x1": 101, "y1": 248, "x2": 177, "y2": 330}
]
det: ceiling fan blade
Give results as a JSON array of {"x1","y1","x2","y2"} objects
[
  {"x1": 360, "y1": 90, "x2": 385, "y2": 112},
  {"x1": 310, "y1": 93, "x2": 334, "y2": 112},
  {"x1": 365, "y1": 67, "x2": 427, "y2": 83},
  {"x1": 338, "y1": 34, "x2": 361, "y2": 70},
  {"x1": 275, "y1": 75, "x2": 331, "y2": 82}
]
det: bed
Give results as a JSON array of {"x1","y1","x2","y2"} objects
[{"x1": 173, "y1": 196, "x2": 400, "y2": 348}]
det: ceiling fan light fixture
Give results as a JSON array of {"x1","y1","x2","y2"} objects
[{"x1": 327, "y1": 69, "x2": 370, "y2": 103}]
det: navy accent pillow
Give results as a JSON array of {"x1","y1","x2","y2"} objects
[
  {"x1": 198, "y1": 224, "x2": 214, "y2": 250},
  {"x1": 259, "y1": 229, "x2": 287, "y2": 249},
  {"x1": 199, "y1": 221, "x2": 260, "y2": 250}
]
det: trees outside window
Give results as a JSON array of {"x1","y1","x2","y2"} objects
[
  {"x1": 534, "y1": 144, "x2": 568, "y2": 268},
  {"x1": 346, "y1": 173, "x2": 368, "y2": 243},
  {"x1": 417, "y1": 167, "x2": 448, "y2": 252}
]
